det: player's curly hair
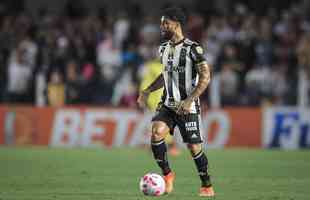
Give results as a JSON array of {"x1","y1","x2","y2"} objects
[{"x1": 162, "y1": 6, "x2": 187, "y2": 26}]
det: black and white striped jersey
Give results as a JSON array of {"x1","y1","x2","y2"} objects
[{"x1": 158, "y1": 38, "x2": 207, "y2": 114}]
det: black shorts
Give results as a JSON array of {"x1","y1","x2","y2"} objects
[{"x1": 152, "y1": 105, "x2": 203, "y2": 144}]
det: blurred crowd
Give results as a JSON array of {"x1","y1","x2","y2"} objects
[{"x1": 0, "y1": 1, "x2": 310, "y2": 107}]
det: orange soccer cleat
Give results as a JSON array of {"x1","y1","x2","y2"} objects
[
  {"x1": 163, "y1": 171, "x2": 175, "y2": 194},
  {"x1": 199, "y1": 186, "x2": 215, "y2": 197}
]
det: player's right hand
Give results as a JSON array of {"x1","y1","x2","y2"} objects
[{"x1": 137, "y1": 91, "x2": 149, "y2": 109}]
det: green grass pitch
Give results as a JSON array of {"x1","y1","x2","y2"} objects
[{"x1": 0, "y1": 147, "x2": 309, "y2": 200}]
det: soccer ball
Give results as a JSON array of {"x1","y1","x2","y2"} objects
[{"x1": 139, "y1": 173, "x2": 166, "y2": 196}]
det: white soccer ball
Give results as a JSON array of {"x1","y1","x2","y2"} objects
[{"x1": 139, "y1": 173, "x2": 166, "y2": 196}]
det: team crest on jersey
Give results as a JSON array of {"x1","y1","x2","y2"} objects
[{"x1": 196, "y1": 46, "x2": 204, "y2": 54}]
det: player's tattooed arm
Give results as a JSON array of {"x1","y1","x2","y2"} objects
[
  {"x1": 177, "y1": 62, "x2": 210, "y2": 114},
  {"x1": 143, "y1": 74, "x2": 164, "y2": 94},
  {"x1": 188, "y1": 62, "x2": 210, "y2": 101},
  {"x1": 177, "y1": 44, "x2": 210, "y2": 114}
]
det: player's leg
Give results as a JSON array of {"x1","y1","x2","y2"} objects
[
  {"x1": 187, "y1": 143, "x2": 215, "y2": 196},
  {"x1": 151, "y1": 120, "x2": 171, "y2": 176},
  {"x1": 151, "y1": 121, "x2": 175, "y2": 194},
  {"x1": 177, "y1": 114, "x2": 215, "y2": 197},
  {"x1": 187, "y1": 143, "x2": 212, "y2": 187}
]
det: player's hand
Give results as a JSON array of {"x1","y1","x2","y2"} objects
[
  {"x1": 137, "y1": 90, "x2": 149, "y2": 109},
  {"x1": 176, "y1": 98, "x2": 193, "y2": 115}
]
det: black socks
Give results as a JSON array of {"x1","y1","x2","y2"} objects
[
  {"x1": 192, "y1": 150, "x2": 212, "y2": 187},
  {"x1": 151, "y1": 139, "x2": 171, "y2": 176}
]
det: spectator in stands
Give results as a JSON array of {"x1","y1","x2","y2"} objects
[
  {"x1": 297, "y1": 32, "x2": 310, "y2": 106},
  {"x1": 297, "y1": 33, "x2": 310, "y2": 78},
  {"x1": 96, "y1": 31, "x2": 122, "y2": 105},
  {"x1": 216, "y1": 43, "x2": 244, "y2": 105},
  {"x1": 269, "y1": 63, "x2": 289, "y2": 105},
  {"x1": 4, "y1": 40, "x2": 34, "y2": 103},
  {"x1": 47, "y1": 70, "x2": 65, "y2": 107},
  {"x1": 112, "y1": 41, "x2": 141, "y2": 107},
  {"x1": 244, "y1": 65, "x2": 273, "y2": 106},
  {"x1": 236, "y1": 15, "x2": 256, "y2": 75},
  {"x1": 65, "y1": 60, "x2": 81, "y2": 104},
  {"x1": 255, "y1": 17, "x2": 274, "y2": 67},
  {"x1": 219, "y1": 64, "x2": 240, "y2": 106}
]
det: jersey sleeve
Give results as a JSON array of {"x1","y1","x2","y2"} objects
[{"x1": 190, "y1": 43, "x2": 207, "y2": 66}]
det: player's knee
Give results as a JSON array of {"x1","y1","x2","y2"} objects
[
  {"x1": 151, "y1": 123, "x2": 168, "y2": 141},
  {"x1": 187, "y1": 143, "x2": 202, "y2": 156},
  {"x1": 151, "y1": 127, "x2": 165, "y2": 141}
]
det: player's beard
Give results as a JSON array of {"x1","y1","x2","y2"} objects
[{"x1": 160, "y1": 30, "x2": 174, "y2": 42}]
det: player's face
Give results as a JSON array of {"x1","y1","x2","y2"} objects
[{"x1": 160, "y1": 17, "x2": 178, "y2": 40}]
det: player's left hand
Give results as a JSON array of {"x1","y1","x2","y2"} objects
[{"x1": 176, "y1": 98, "x2": 193, "y2": 115}]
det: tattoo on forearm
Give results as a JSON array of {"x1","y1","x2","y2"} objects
[
  {"x1": 144, "y1": 74, "x2": 164, "y2": 93},
  {"x1": 189, "y1": 64, "x2": 210, "y2": 100}
]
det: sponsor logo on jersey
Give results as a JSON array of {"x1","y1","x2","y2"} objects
[
  {"x1": 185, "y1": 121, "x2": 198, "y2": 131},
  {"x1": 164, "y1": 65, "x2": 185, "y2": 73}
]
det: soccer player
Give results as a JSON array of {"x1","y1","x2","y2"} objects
[{"x1": 137, "y1": 7, "x2": 215, "y2": 197}]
